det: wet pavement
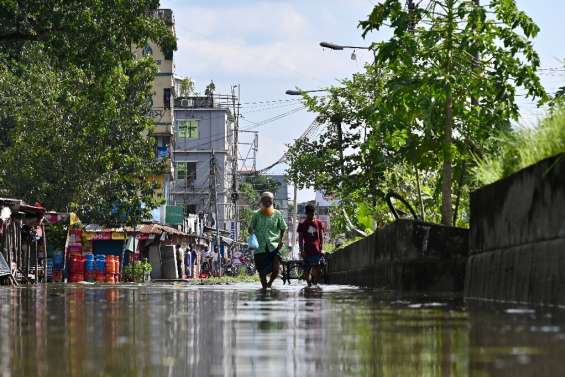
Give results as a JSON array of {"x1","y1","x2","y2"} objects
[{"x1": 1, "y1": 283, "x2": 565, "y2": 377}]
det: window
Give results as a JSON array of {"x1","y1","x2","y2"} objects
[
  {"x1": 178, "y1": 119, "x2": 199, "y2": 140},
  {"x1": 176, "y1": 162, "x2": 187, "y2": 180},
  {"x1": 142, "y1": 44, "x2": 153, "y2": 56},
  {"x1": 163, "y1": 88, "x2": 171, "y2": 109},
  {"x1": 176, "y1": 162, "x2": 197, "y2": 182}
]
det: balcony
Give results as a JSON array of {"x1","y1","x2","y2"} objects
[
  {"x1": 153, "y1": 123, "x2": 173, "y2": 136},
  {"x1": 154, "y1": 9, "x2": 174, "y2": 26},
  {"x1": 158, "y1": 158, "x2": 173, "y2": 175}
]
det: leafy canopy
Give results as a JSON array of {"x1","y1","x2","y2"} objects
[{"x1": 0, "y1": 0, "x2": 176, "y2": 226}]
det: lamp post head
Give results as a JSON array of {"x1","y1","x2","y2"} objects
[
  {"x1": 320, "y1": 41, "x2": 344, "y2": 50},
  {"x1": 285, "y1": 90, "x2": 303, "y2": 96}
]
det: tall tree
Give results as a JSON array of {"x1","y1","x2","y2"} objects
[
  {"x1": 360, "y1": 0, "x2": 547, "y2": 224},
  {"x1": 0, "y1": 0, "x2": 176, "y2": 226}
]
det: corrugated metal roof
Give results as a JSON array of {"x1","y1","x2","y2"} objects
[{"x1": 84, "y1": 223, "x2": 189, "y2": 236}]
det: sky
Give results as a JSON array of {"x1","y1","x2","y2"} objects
[{"x1": 160, "y1": 0, "x2": 565, "y2": 202}]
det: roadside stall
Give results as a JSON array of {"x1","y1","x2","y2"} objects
[{"x1": 0, "y1": 198, "x2": 47, "y2": 285}]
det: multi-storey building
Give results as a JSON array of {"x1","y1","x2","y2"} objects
[
  {"x1": 134, "y1": 8, "x2": 176, "y2": 224},
  {"x1": 265, "y1": 174, "x2": 290, "y2": 244},
  {"x1": 172, "y1": 94, "x2": 236, "y2": 232}
]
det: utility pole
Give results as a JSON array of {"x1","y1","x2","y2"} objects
[
  {"x1": 407, "y1": 0, "x2": 416, "y2": 32},
  {"x1": 332, "y1": 114, "x2": 344, "y2": 175},
  {"x1": 291, "y1": 184, "x2": 298, "y2": 259},
  {"x1": 230, "y1": 85, "x2": 240, "y2": 243},
  {"x1": 209, "y1": 151, "x2": 221, "y2": 275}
]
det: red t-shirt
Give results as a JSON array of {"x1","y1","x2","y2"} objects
[{"x1": 297, "y1": 219, "x2": 323, "y2": 256}]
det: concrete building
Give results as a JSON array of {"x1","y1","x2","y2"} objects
[
  {"x1": 172, "y1": 94, "x2": 236, "y2": 232},
  {"x1": 133, "y1": 8, "x2": 176, "y2": 224},
  {"x1": 314, "y1": 191, "x2": 337, "y2": 245},
  {"x1": 266, "y1": 175, "x2": 289, "y2": 217},
  {"x1": 270, "y1": 175, "x2": 290, "y2": 245}
]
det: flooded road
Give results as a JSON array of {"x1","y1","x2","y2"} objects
[{"x1": 1, "y1": 283, "x2": 565, "y2": 377}]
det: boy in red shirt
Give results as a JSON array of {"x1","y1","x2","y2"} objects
[{"x1": 297, "y1": 204, "x2": 324, "y2": 287}]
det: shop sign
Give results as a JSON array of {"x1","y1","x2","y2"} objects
[
  {"x1": 112, "y1": 232, "x2": 126, "y2": 240},
  {"x1": 91, "y1": 232, "x2": 112, "y2": 240},
  {"x1": 165, "y1": 205, "x2": 184, "y2": 226}
]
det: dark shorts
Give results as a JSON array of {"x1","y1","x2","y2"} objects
[
  {"x1": 254, "y1": 249, "x2": 281, "y2": 277},
  {"x1": 303, "y1": 254, "x2": 324, "y2": 273}
]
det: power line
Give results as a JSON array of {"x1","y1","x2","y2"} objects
[{"x1": 173, "y1": 106, "x2": 306, "y2": 152}]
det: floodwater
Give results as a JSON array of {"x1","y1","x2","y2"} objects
[{"x1": 1, "y1": 283, "x2": 565, "y2": 377}]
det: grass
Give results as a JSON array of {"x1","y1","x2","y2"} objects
[
  {"x1": 475, "y1": 104, "x2": 565, "y2": 185},
  {"x1": 191, "y1": 274, "x2": 260, "y2": 285}
]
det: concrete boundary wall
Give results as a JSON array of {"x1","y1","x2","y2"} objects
[
  {"x1": 327, "y1": 220, "x2": 468, "y2": 291},
  {"x1": 465, "y1": 153, "x2": 565, "y2": 306}
]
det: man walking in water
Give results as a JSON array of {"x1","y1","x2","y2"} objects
[
  {"x1": 298, "y1": 204, "x2": 324, "y2": 287},
  {"x1": 249, "y1": 192, "x2": 287, "y2": 290}
]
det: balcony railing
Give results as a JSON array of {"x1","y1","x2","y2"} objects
[
  {"x1": 175, "y1": 95, "x2": 237, "y2": 110},
  {"x1": 153, "y1": 124, "x2": 173, "y2": 136},
  {"x1": 153, "y1": 9, "x2": 174, "y2": 25}
]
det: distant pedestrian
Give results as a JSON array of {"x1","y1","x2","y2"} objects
[
  {"x1": 212, "y1": 246, "x2": 220, "y2": 276},
  {"x1": 298, "y1": 204, "x2": 324, "y2": 287},
  {"x1": 185, "y1": 244, "x2": 196, "y2": 278},
  {"x1": 191, "y1": 247, "x2": 197, "y2": 275},
  {"x1": 248, "y1": 191, "x2": 288, "y2": 290}
]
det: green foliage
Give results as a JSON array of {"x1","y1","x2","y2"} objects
[
  {"x1": 237, "y1": 182, "x2": 257, "y2": 241},
  {"x1": 242, "y1": 174, "x2": 281, "y2": 197},
  {"x1": 45, "y1": 223, "x2": 68, "y2": 255},
  {"x1": 0, "y1": 0, "x2": 176, "y2": 226},
  {"x1": 359, "y1": 0, "x2": 547, "y2": 224},
  {"x1": 475, "y1": 103, "x2": 565, "y2": 185},
  {"x1": 123, "y1": 258, "x2": 152, "y2": 283},
  {"x1": 287, "y1": 0, "x2": 546, "y2": 237},
  {"x1": 179, "y1": 77, "x2": 196, "y2": 96}
]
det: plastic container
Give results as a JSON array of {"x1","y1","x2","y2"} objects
[
  {"x1": 46, "y1": 259, "x2": 53, "y2": 279},
  {"x1": 69, "y1": 272, "x2": 84, "y2": 282},
  {"x1": 84, "y1": 254, "x2": 95, "y2": 273},
  {"x1": 105, "y1": 274, "x2": 116, "y2": 284},
  {"x1": 106, "y1": 256, "x2": 116, "y2": 274},
  {"x1": 53, "y1": 252, "x2": 64, "y2": 270},
  {"x1": 70, "y1": 255, "x2": 84, "y2": 273},
  {"x1": 95, "y1": 255, "x2": 106, "y2": 273},
  {"x1": 95, "y1": 272, "x2": 105, "y2": 283},
  {"x1": 52, "y1": 270, "x2": 63, "y2": 282},
  {"x1": 113, "y1": 256, "x2": 120, "y2": 276}
]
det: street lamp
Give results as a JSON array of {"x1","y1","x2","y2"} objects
[
  {"x1": 320, "y1": 41, "x2": 371, "y2": 61},
  {"x1": 285, "y1": 89, "x2": 328, "y2": 96},
  {"x1": 320, "y1": 41, "x2": 370, "y2": 50}
]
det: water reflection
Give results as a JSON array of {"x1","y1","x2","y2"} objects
[{"x1": 0, "y1": 284, "x2": 565, "y2": 376}]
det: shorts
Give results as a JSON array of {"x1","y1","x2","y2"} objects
[
  {"x1": 303, "y1": 254, "x2": 324, "y2": 273},
  {"x1": 254, "y1": 248, "x2": 282, "y2": 277}
]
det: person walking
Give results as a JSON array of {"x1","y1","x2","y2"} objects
[
  {"x1": 297, "y1": 204, "x2": 324, "y2": 287},
  {"x1": 185, "y1": 244, "x2": 196, "y2": 278},
  {"x1": 248, "y1": 192, "x2": 287, "y2": 290}
]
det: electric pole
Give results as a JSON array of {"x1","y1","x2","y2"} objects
[
  {"x1": 230, "y1": 85, "x2": 240, "y2": 243},
  {"x1": 210, "y1": 150, "x2": 221, "y2": 275},
  {"x1": 291, "y1": 184, "x2": 298, "y2": 259}
]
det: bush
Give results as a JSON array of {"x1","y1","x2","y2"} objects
[
  {"x1": 475, "y1": 104, "x2": 565, "y2": 185},
  {"x1": 123, "y1": 258, "x2": 152, "y2": 282}
]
